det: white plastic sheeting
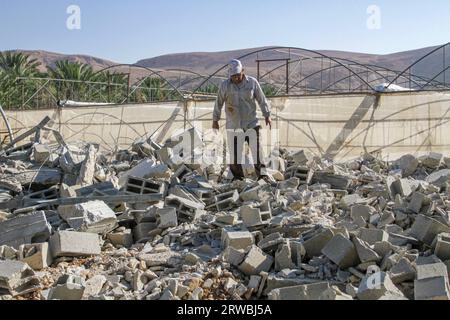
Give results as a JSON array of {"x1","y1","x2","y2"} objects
[{"x1": 2, "y1": 91, "x2": 450, "y2": 162}]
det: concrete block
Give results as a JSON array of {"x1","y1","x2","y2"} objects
[
  {"x1": 391, "y1": 179, "x2": 418, "y2": 198},
  {"x1": 221, "y1": 229, "x2": 254, "y2": 250},
  {"x1": 426, "y1": 169, "x2": 450, "y2": 188},
  {"x1": 357, "y1": 272, "x2": 405, "y2": 300},
  {"x1": 392, "y1": 154, "x2": 419, "y2": 177},
  {"x1": 48, "y1": 275, "x2": 85, "y2": 300},
  {"x1": 215, "y1": 213, "x2": 238, "y2": 226},
  {"x1": 350, "y1": 205, "x2": 376, "y2": 222},
  {"x1": 268, "y1": 282, "x2": 331, "y2": 300},
  {"x1": 416, "y1": 262, "x2": 448, "y2": 280},
  {"x1": 410, "y1": 214, "x2": 450, "y2": 245},
  {"x1": 240, "y1": 205, "x2": 265, "y2": 227},
  {"x1": 49, "y1": 231, "x2": 101, "y2": 258},
  {"x1": 352, "y1": 236, "x2": 381, "y2": 263},
  {"x1": 125, "y1": 176, "x2": 167, "y2": 196},
  {"x1": 319, "y1": 286, "x2": 354, "y2": 300},
  {"x1": 107, "y1": 229, "x2": 134, "y2": 248},
  {"x1": 83, "y1": 275, "x2": 107, "y2": 298},
  {"x1": 434, "y1": 233, "x2": 450, "y2": 261},
  {"x1": 302, "y1": 228, "x2": 335, "y2": 259},
  {"x1": 359, "y1": 228, "x2": 389, "y2": 245},
  {"x1": 389, "y1": 258, "x2": 416, "y2": 284},
  {"x1": 156, "y1": 207, "x2": 178, "y2": 229},
  {"x1": 238, "y1": 245, "x2": 273, "y2": 276},
  {"x1": 257, "y1": 233, "x2": 284, "y2": 253},
  {"x1": 408, "y1": 192, "x2": 430, "y2": 214},
  {"x1": 322, "y1": 234, "x2": 359, "y2": 269},
  {"x1": 0, "y1": 260, "x2": 41, "y2": 296},
  {"x1": 275, "y1": 241, "x2": 295, "y2": 271},
  {"x1": 339, "y1": 194, "x2": 364, "y2": 209},
  {"x1": 133, "y1": 223, "x2": 157, "y2": 243},
  {"x1": 0, "y1": 211, "x2": 52, "y2": 249},
  {"x1": 222, "y1": 247, "x2": 247, "y2": 266},
  {"x1": 415, "y1": 277, "x2": 450, "y2": 300},
  {"x1": 57, "y1": 200, "x2": 118, "y2": 234},
  {"x1": 18, "y1": 242, "x2": 52, "y2": 270},
  {"x1": 118, "y1": 158, "x2": 157, "y2": 187}
]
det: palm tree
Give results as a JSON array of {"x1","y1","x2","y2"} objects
[
  {"x1": 47, "y1": 60, "x2": 98, "y2": 102},
  {"x1": 0, "y1": 51, "x2": 41, "y2": 108},
  {"x1": 133, "y1": 76, "x2": 180, "y2": 102}
]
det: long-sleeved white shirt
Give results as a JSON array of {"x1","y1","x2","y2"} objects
[{"x1": 213, "y1": 75, "x2": 271, "y2": 130}]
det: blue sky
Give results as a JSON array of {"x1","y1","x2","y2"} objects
[{"x1": 0, "y1": 0, "x2": 449, "y2": 63}]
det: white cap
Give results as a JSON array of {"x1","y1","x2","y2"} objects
[{"x1": 229, "y1": 59, "x2": 243, "y2": 76}]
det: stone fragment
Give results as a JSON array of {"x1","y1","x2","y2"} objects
[
  {"x1": 0, "y1": 260, "x2": 41, "y2": 296},
  {"x1": 322, "y1": 234, "x2": 359, "y2": 268},
  {"x1": 238, "y1": 246, "x2": 273, "y2": 276}
]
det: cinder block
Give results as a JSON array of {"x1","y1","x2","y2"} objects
[
  {"x1": 0, "y1": 211, "x2": 52, "y2": 249},
  {"x1": 18, "y1": 242, "x2": 53, "y2": 270},
  {"x1": 414, "y1": 277, "x2": 450, "y2": 300},
  {"x1": 240, "y1": 205, "x2": 265, "y2": 227},
  {"x1": 434, "y1": 233, "x2": 450, "y2": 261},
  {"x1": 358, "y1": 228, "x2": 389, "y2": 245},
  {"x1": 107, "y1": 229, "x2": 134, "y2": 248},
  {"x1": 133, "y1": 223, "x2": 157, "y2": 243},
  {"x1": 238, "y1": 245, "x2": 273, "y2": 275},
  {"x1": 221, "y1": 230, "x2": 254, "y2": 250},
  {"x1": 156, "y1": 207, "x2": 178, "y2": 229},
  {"x1": 410, "y1": 215, "x2": 450, "y2": 245},
  {"x1": 302, "y1": 228, "x2": 335, "y2": 259},
  {"x1": 49, "y1": 231, "x2": 101, "y2": 258},
  {"x1": 321, "y1": 234, "x2": 359, "y2": 269},
  {"x1": 357, "y1": 272, "x2": 405, "y2": 300}
]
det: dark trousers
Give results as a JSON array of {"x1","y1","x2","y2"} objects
[{"x1": 229, "y1": 126, "x2": 266, "y2": 179}]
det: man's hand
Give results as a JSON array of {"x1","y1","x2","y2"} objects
[
  {"x1": 265, "y1": 117, "x2": 272, "y2": 130},
  {"x1": 212, "y1": 120, "x2": 220, "y2": 130}
]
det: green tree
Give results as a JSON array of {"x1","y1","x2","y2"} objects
[{"x1": 0, "y1": 51, "x2": 41, "y2": 108}]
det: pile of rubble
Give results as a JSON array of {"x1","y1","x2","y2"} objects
[{"x1": 1, "y1": 118, "x2": 450, "y2": 300}]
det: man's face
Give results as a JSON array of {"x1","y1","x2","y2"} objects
[{"x1": 231, "y1": 72, "x2": 244, "y2": 84}]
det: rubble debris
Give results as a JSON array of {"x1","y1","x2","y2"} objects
[
  {"x1": 4, "y1": 117, "x2": 450, "y2": 300},
  {"x1": 0, "y1": 260, "x2": 42, "y2": 296}
]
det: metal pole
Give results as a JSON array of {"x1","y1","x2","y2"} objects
[
  {"x1": 286, "y1": 59, "x2": 289, "y2": 94},
  {"x1": 127, "y1": 73, "x2": 131, "y2": 103},
  {"x1": 257, "y1": 61, "x2": 260, "y2": 82},
  {"x1": 0, "y1": 103, "x2": 14, "y2": 149}
]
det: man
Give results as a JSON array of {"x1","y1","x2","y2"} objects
[{"x1": 212, "y1": 59, "x2": 272, "y2": 180}]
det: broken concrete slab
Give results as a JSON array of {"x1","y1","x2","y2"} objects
[
  {"x1": 155, "y1": 207, "x2": 178, "y2": 229},
  {"x1": 49, "y1": 231, "x2": 101, "y2": 258},
  {"x1": 57, "y1": 200, "x2": 118, "y2": 234},
  {"x1": 426, "y1": 169, "x2": 450, "y2": 188},
  {"x1": 48, "y1": 275, "x2": 85, "y2": 300},
  {"x1": 0, "y1": 211, "x2": 51, "y2": 249},
  {"x1": 302, "y1": 228, "x2": 335, "y2": 259},
  {"x1": 434, "y1": 233, "x2": 450, "y2": 261},
  {"x1": 0, "y1": 260, "x2": 41, "y2": 296},
  {"x1": 392, "y1": 154, "x2": 419, "y2": 177}
]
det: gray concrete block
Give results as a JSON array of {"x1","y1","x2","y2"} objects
[
  {"x1": 18, "y1": 242, "x2": 53, "y2": 270},
  {"x1": 156, "y1": 207, "x2": 178, "y2": 229},
  {"x1": 268, "y1": 282, "x2": 331, "y2": 300},
  {"x1": 107, "y1": 229, "x2": 134, "y2": 248},
  {"x1": 239, "y1": 245, "x2": 273, "y2": 275},
  {"x1": 302, "y1": 228, "x2": 335, "y2": 259},
  {"x1": 352, "y1": 236, "x2": 381, "y2": 263},
  {"x1": 434, "y1": 233, "x2": 450, "y2": 261},
  {"x1": 414, "y1": 277, "x2": 450, "y2": 300},
  {"x1": 0, "y1": 211, "x2": 51, "y2": 249},
  {"x1": 410, "y1": 214, "x2": 450, "y2": 245},
  {"x1": 322, "y1": 234, "x2": 359, "y2": 269},
  {"x1": 357, "y1": 272, "x2": 405, "y2": 300},
  {"x1": 275, "y1": 241, "x2": 295, "y2": 271},
  {"x1": 49, "y1": 231, "x2": 101, "y2": 258},
  {"x1": 57, "y1": 200, "x2": 118, "y2": 234},
  {"x1": 221, "y1": 229, "x2": 254, "y2": 250},
  {"x1": 359, "y1": 228, "x2": 389, "y2": 245}
]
